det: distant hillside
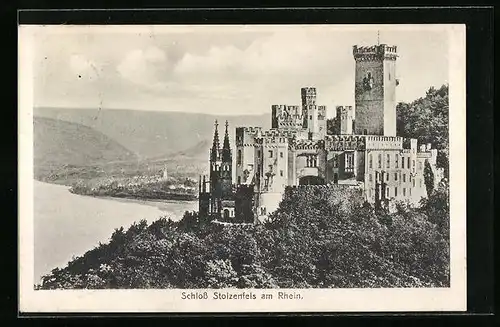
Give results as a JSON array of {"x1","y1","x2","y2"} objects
[
  {"x1": 34, "y1": 107, "x2": 271, "y2": 159},
  {"x1": 34, "y1": 117, "x2": 138, "y2": 184}
]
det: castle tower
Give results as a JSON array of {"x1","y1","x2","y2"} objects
[
  {"x1": 353, "y1": 44, "x2": 398, "y2": 136},
  {"x1": 301, "y1": 87, "x2": 319, "y2": 139},
  {"x1": 220, "y1": 120, "x2": 233, "y2": 199}
]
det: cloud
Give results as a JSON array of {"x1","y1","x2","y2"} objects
[
  {"x1": 117, "y1": 46, "x2": 169, "y2": 85},
  {"x1": 32, "y1": 26, "x2": 450, "y2": 115}
]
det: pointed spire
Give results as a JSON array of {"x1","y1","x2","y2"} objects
[
  {"x1": 210, "y1": 120, "x2": 220, "y2": 162},
  {"x1": 222, "y1": 120, "x2": 232, "y2": 162}
]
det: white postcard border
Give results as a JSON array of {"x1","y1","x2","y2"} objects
[{"x1": 18, "y1": 24, "x2": 467, "y2": 313}]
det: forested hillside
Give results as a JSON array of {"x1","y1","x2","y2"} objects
[
  {"x1": 397, "y1": 84, "x2": 449, "y2": 175},
  {"x1": 37, "y1": 181, "x2": 449, "y2": 289}
]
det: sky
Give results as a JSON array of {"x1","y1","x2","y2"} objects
[{"x1": 26, "y1": 25, "x2": 450, "y2": 117}]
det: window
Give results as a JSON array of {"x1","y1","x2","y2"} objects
[
  {"x1": 413, "y1": 160, "x2": 415, "y2": 167},
  {"x1": 257, "y1": 150, "x2": 261, "y2": 158},
  {"x1": 369, "y1": 174, "x2": 373, "y2": 182},
  {"x1": 280, "y1": 152, "x2": 284, "y2": 158},
  {"x1": 402, "y1": 156, "x2": 405, "y2": 168},
  {"x1": 394, "y1": 173, "x2": 398, "y2": 181},
  {"x1": 386, "y1": 154, "x2": 391, "y2": 168},
  {"x1": 403, "y1": 188, "x2": 406, "y2": 196},
  {"x1": 409, "y1": 188, "x2": 412, "y2": 196},
  {"x1": 386, "y1": 187, "x2": 390, "y2": 198},
  {"x1": 369, "y1": 153, "x2": 373, "y2": 168},
  {"x1": 413, "y1": 179, "x2": 416, "y2": 187},
  {"x1": 333, "y1": 154, "x2": 338, "y2": 168},
  {"x1": 386, "y1": 173, "x2": 389, "y2": 182},
  {"x1": 269, "y1": 150, "x2": 273, "y2": 158},
  {"x1": 418, "y1": 161, "x2": 423, "y2": 170},
  {"x1": 309, "y1": 115, "x2": 313, "y2": 120},
  {"x1": 280, "y1": 170, "x2": 284, "y2": 177},
  {"x1": 395, "y1": 187, "x2": 398, "y2": 197},
  {"x1": 364, "y1": 129, "x2": 368, "y2": 135},
  {"x1": 237, "y1": 150, "x2": 242, "y2": 165},
  {"x1": 403, "y1": 174, "x2": 406, "y2": 182},
  {"x1": 395, "y1": 154, "x2": 399, "y2": 168},
  {"x1": 378, "y1": 154, "x2": 382, "y2": 168},
  {"x1": 237, "y1": 176, "x2": 241, "y2": 184},
  {"x1": 407, "y1": 157, "x2": 411, "y2": 169},
  {"x1": 268, "y1": 165, "x2": 273, "y2": 172},
  {"x1": 419, "y1": 179, "x2": 422, "y2": 188}
]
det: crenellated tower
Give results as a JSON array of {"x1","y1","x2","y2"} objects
[
  {"x1": 301, "y1": 87, "x2": 326, "y2": 139},
  {"x1": 353, "y1": 44, "x2": 398, "y2": 136}
]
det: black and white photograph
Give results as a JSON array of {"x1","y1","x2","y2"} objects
[{"x1": 19, "y1": 24, "x2": 466, "y2": 312}]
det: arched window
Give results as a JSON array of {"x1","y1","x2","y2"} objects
[
  {"x1": 378, "y1": 154, "x2": 382, "y2": 169},
  {"x1": 369, "y1": 153, "x2": 373, "y2": 168},
  {"x1": 223, "y1": 209, "x2": 230, "y2": 219}
]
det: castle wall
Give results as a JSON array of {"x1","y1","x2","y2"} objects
[
  {"x1": 363, "y1": 137, "x2": 428, "y2": 206},
  {"x1": 235, "y1": 127, "x2": 261, "y2": 185},
  {"x1": 260, "y1": 133, "x2": 289, "y2": 193}
]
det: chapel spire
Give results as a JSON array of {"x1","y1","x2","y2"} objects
[
  {"x1": 210, "y1": 120, "x2": 220, "y2": 162},
  {"x1": 222, "y1": 120, "x2": 232, "y2": 162}
]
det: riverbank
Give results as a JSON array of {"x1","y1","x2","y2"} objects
[
  {"x1": 33, "y1": 180, "x2": 197, "y2": 284},
  {"x1": 69, "y1": 175, "x2": 198, "y2": 202}
]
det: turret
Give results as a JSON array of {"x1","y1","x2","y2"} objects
[{"x1": 301, "y1": 87, "x2": 319, "y2": 139}]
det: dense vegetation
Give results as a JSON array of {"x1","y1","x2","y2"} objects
[
  {"x1": 37, "y1": 180, "x2": 449, "y2": 289},
  {"x1": 397, "y1": 84, "x2": 449, "y2": 177}
]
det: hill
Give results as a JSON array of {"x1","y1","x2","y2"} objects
[
  {"x1": 37, "y1": 181, "x2": 450, "y2": 289},
  {"x1": 34, "y1": 117, "x2": 138, "y2": 183},
  {"x1": 34, "y1": 107, "x2": 271, "y2": 160}
]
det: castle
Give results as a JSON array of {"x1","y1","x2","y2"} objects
[{"x1": 199, "y1": 43, "x2": 444, "y2": 223}]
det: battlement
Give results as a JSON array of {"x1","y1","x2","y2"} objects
[
  {"x1": 353, "y1": 44, "x2": 398, "y2": 61},
  {"x1": 324, "y1": 135, "x2": 365, "y2": 151},
  {"x1": 364, "y1": 135, "x2": 403, "y2": 150},
  {"x1": 262, "y1": 129, "x2": 297, "y2": 138},
  {"x1": 236, "y1": 126, "x2": 262, "y2": 134},
  {"x1": 271, "y1": 104, "x2": 304, "y2": 129},
  {"x1": 301, "y1": 87, "x2": 317, "y2": 97},
  {"x1": 293, "y1": 139, "x2": 322, "y2": 150},
  {"x1": 301, "y1": 87, "x2": 317, "y2": 106}
]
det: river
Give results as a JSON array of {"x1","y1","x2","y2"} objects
[{"x1": 33, "y1": 180, "x2": 198, "y2": 285}]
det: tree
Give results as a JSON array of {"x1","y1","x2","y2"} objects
[
  {"x1": 423, "y1": 159, "x2": 435, "y2": 196},
  {"x1": 397, "y1": 84, "x2": 449, "y2": 175}
]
